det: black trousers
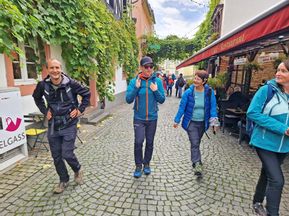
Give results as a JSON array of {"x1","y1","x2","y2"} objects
[
  {"x1": 48, "y1": 124, "x2": 81, "y2": 182},
  {"x1": 253, "y1": 147, "x2": 288, "y2": 216}
]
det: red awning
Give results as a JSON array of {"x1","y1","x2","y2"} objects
[{"x1": 177, "y1": 2, "x2": 289, "y2": 70}]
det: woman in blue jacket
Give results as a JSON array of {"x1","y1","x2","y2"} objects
[
  {"x1": 173, "y1": 70, "x2": 219, "y2": 177},
  {"x1": 247, "y1": 59, "x2": 289, "y2": 216},
  {"x1": 126, "y1": 56, "x2": 165, "y2": 178}
]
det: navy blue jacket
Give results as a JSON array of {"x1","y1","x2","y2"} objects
[
  {"x1": 33, "y1": 73, "x2": 90, "y2": 128},
  {"x1": 174, "y1": 84, "x2": 218, "y2": 131}
]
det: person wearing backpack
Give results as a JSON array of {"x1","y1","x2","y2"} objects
[
  {"x1": 126, "y1": 56, "x2": 165, "y2": 178},
  {"x1": 33, "y1": 59, "x2": 90, "y2": 194},
  {"x1": 177, "y1": 73, "x2": 186, "y2": 98},
  {"x1": 173, "y1": 70, "x2": 219, "y2": 177},
  {"x1": 247, "y1": 59, "x2": 289, "y2": 216}
]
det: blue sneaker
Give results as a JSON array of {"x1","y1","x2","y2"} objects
[
  {"x1": 133, "y1": 165, "x2": 142, "y2": 178},
  {"x1": 143, "y1": 164, "x2": 151, "y2": 175}
]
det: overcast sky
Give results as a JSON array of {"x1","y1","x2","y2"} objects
[{"x1": 147, "y1": 0, "x2": 209, "y2": 39}]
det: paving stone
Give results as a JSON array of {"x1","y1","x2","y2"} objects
[{"x1": 0, "y1": 96, "x2": 288, "y2": 215}]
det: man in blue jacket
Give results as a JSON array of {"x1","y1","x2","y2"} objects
[
  {"x1": 126, "y1": 56, "x2": 165, "y2": 178},
  {"x1": 33, "y1": 59, "x2": 90, "y2": 193}
]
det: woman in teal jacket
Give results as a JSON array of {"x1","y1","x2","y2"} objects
[
  {"x1": 247, "y1": 59, "x2": 289, "y2": 216},
  {"x1": 173, "y1": 70, "x2": 219, "y2": 177},
  {"x1": 126, "y1": 56, "x2": 165, "y2": 178}
]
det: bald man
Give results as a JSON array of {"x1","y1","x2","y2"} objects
[{"x1": 33, "y1": 59, "x2": 90, "y2": 193}]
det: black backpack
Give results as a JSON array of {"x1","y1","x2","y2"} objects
[{"x1": 178, "y1": 78, "x2": 185, "y2": 87}]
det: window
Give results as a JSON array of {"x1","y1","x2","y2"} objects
[{"x1": 12, "y1": 42, "x2": 38, "y2": 84}]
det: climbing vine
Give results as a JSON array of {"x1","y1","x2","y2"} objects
[{"x1": 0, "y1": 0, "x2": 139, "y2": 101}]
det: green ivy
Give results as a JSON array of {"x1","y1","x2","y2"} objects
[{"x1": 0, "y1": 0, "x2": 139, "y2": 101}]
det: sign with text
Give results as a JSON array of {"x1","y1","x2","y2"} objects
[{"x1": 0, "y1": 90, "x2": 26, "y2": 154}]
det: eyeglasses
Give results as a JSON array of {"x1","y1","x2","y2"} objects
[{"x1": 144, "y1": 65, "x2": 153, "y2": 69}]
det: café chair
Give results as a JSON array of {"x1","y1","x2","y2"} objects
[{"x1": 24, "y1": 114, "x2": 49, "y2": 157}]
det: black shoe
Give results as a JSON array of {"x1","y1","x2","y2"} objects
[
  {"x1": 253, "y1": 202, "x2": 267, "y2": 216},
  {"x1": 193, "y1": 162, "x2": 203, "y2": 177}
]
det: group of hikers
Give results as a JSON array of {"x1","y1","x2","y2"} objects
[
  {"x1": 33, "y1": 56, "x2": 289, "y2": 216},
  {"x1": 156, "y1": 69, "x2": 186, "y2": 98}
]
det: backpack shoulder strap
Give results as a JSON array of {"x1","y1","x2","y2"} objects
[{"x1": 261, "y1": 83, "x2": 275, "y2": 113}]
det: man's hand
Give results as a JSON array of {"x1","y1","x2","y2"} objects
[
  {"x1": 46, "y1": 110, "x2": 52, "y2": 120},
  {"x1": 135, "y1": 78, "x2": 141, "y2": 88},
  {"x1": 173, "y1": 123, "x2": 178, "y2": 128},
  {"x1": 70, "y1": 109, "x2": 81, "y2": 119},
  {"x1": 150, "y1": 82, "x2": 158, "y2": 92}
]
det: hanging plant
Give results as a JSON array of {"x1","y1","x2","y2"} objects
[
  {"x1": 273, "y1": 56, "x2": 286, "y2": 69},
  {"x1": 244, "y1": 61, "x2": 262, "y2": 71},
  {"x1": 207, "y1": 72, "x2": 228, "y2": 89}
]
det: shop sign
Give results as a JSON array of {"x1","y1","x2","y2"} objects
[
  {"x1": 234, "y1": 57, "x2": 247, "y2": 65},
  {"x1": 257, "y1": 53, "x2": 279, "y2": 63}
]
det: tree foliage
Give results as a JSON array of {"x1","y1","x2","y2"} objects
[
  {"x1": 0, "y1": 0, "x2": 139, "y2": 101},
  {"x1": 142, "y1": 34, "x2": 194, "y2": 65},
  {"x1": 142, "y1": 0, "x2": 220, "y2": 69}
]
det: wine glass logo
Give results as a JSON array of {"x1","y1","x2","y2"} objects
[{"x1": 5, "y1": 117, "x2": 22, "y2": 132}]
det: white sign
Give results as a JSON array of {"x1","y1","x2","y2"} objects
[
  {"x1": 0, "y1": 90, "x2": 26, "y2": 154},
  {"x1": 234, "y1": 57, "x2": 247, "y2": 65},
  {"x1": 257, "y1": 53, "x2": 279, "y2": 64}
]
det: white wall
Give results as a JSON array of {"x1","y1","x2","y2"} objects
[
  {"x1": 221, "y1": 0, "x2": 283, "y2": 36},
  {"x1": 20, "y1": 95, "x2": 40, "y2": 115},
  {"x1": 0, "y1": 54, "x2": 8, "y2": 88},
  {"x1": 50, "y1": 45, "x2": 67, "y2": 73},
  {"x1": 114, "y1": 66, "x2": 127, "y2": 95}
]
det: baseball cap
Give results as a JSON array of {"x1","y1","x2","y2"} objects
[{"x1": 140, "y1": 56, "x2": 153, "y2": 66}]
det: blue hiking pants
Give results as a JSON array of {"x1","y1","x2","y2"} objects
[{"x1": 133, "y1": 119, "x2": 157, "y2": 166}]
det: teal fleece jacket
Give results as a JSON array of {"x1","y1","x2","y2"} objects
[{"x1": 247, "y1": 79, "x2": 289, "y2": 153}]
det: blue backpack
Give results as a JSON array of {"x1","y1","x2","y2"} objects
[{"x1": 245, "y1": 83, "x2": 276, "y2": 137}]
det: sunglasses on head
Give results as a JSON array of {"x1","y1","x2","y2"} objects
[{"x1": 144, "y1": 64, "x2": 153, "y2": 69}]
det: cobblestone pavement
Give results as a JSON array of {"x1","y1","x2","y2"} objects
[{"x1": 1, "y1": 96, "x2": 289, "y2": 216}]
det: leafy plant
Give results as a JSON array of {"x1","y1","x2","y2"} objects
[
  {"x1": 273, "y1": 56, "x2": 286, "y2": 69},
  {"x1": 244, "y1": 61, "x2": 262, "y2": 71},
  {"x1": 207, "y1": 72, "x2": 228, "y2": 89},
  {"x1": 0, "y1": 0, "x2": 139, "y2": 101}
]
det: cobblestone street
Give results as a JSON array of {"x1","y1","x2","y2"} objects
[{"x1": 1, "y1": 96, "x2": 289, "y2": 216}]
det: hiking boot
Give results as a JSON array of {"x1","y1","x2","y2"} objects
[
  {"x1": 133, "y1": 165, "x2": 142, "y2": 178},
  {"x1": 193, "y1": 162, "x2": 203, "y2": 177},
  {"x1": 74, "y1": 168, "x2": 84, "y2": 185},
  {"x1": 143, "y1": 164, "x2": 151, "y2": 175},
  {"x1": 53, "y1": 182, "x2": 68, "y2": 194},
  {"x1": 253, "y1": 202, "x2": 267, "y2": 216}
]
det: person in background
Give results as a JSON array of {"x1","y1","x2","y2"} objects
[
  {"x1": 176, "y1": 73, "x2": 186, "y2": 98},
  {"x1": 225, "y1": 86, "x2": 234, "y2": 100},
  {"x1": 247, "y1": 59, "x2": 289, "y2": 216},
  {"x1": 173, "y1": 70, "x2": 219, "y2": 177},
  {"x1": 126, "y1": 56, "x2": 166, "y2": 178},
  {"x1": 33, "y1": 59, "x2": 90, "y2": 194},
  {"x1": 167, "y1": 75, "x2": 174, "y2": 96},
  {"x1": 162, "y1": 73, "x2": 168, "y2": 94}
]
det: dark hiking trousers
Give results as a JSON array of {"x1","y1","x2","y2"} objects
[
  {"x1": 253, "y1": 147, "x2": 288, "y2": 216},
  {"x1": 187, "y1": 121, "x2": 205, "y2": 164},
  {"x1": 133, "y1": 119, "x2": 157, "y2": 166},
  {"x1": 48, "y1": 124, "x2": 81, "y2": 182}
]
